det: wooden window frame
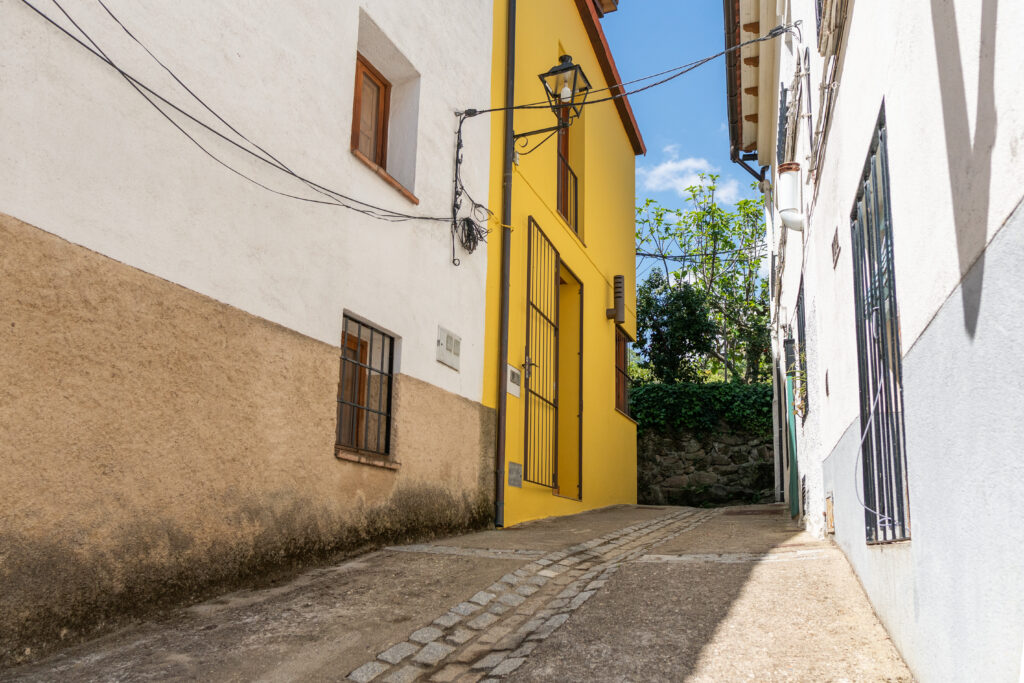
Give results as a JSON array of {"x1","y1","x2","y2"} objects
[
  {"x1": 339, "y1": 334, "x2": 369, "y2": 444},
  {"x1": 614, "y1": 327, "x2": 630, "y2": 415},
  {"x1": 336, "y1": 316, "x2": 396, "y2": 464},
  {"x1": 351, "y1": 53, "x2": 391, "y2": 169}
]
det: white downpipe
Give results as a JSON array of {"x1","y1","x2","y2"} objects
[{"x1": 777, "y1": 162, "x2": 806, "y2": 231}]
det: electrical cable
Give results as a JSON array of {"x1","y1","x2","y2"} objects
[
  {"x1": 24, "y1": 0, "x2": 448, "y2": 223},
  {"x1": 460, "y1": 22, "x2": 800, "y2": 119},
  {"x1": 851, "y1": 307, "x2": 898, "y2": 533},
  {"x1": 450, "y1": 112, "x2": 491, "y2": 265},
  {"x1": 636, "y1": 247, "x2": 768, "y2": 261},
  {"x1": 25, "y1": 0, "x2": 796, "y2": 260},
  {"x1": 92, "y1": 0, "x2": 342, "y2": 211}
]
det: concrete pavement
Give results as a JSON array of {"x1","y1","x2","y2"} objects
[{"x1": 1, "y1": 504, "x2": 912, "y2": 682}]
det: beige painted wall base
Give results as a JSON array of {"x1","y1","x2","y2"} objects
[{"x1": 0, "y1": 213, "x2": 495, "y2": 666}]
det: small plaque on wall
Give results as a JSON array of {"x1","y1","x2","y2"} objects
[
  {"x1": 508, "y1": 462, "x2": 523, "y2": 488},
  {"x1": 507, "y1": 365, "x2": 522, "y2": 398}
]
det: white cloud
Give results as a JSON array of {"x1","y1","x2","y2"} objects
[
  {"x1": 637, "y1": 145, "x2": 744, "y2": 204},
  {"x1": 758, "y1": 250, "x2": 771, "y2": 281},
  {"x1": 715, "y1": 178, "x2": 741, "y2": 204}
]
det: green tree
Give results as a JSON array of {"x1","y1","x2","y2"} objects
[
  {"x1": 635, "y1": 270, "x2": 717, "y2": 383},
  {"x1": 635, "y1": 174, "x2": 770, "y2": 383}
]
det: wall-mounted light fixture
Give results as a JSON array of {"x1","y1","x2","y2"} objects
[
  {"x1": 513, "y1": 55, "x2": 591, "y2": 141},
  {"x1": 606, "y1": 274, "x2": 625, "y2": 324},
  {"x1": 539, "y1": 55, "x2": 591, "y2": 122},
  {"x1": 777, "y1": 161, "x2": 806, "y2": 231}
]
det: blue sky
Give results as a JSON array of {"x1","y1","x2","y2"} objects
[{"x1": 601, "y1": 2, "x2": 758, "y2": 210}]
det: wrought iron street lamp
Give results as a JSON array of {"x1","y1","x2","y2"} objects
[
  {"x1": 538, "y1": 54, "x2": 591, "y2": 122},
  {"x1": 513, "y1": 55, "x2": 591, "y2": 141}
]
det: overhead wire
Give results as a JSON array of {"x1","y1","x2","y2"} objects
[
  {"x1": 450, "y1": 112, "x2": 491, "y2": 265},
  {"x1": 23, "y1": 0, "x2": 797, "y2": 256},
  {"x1": 92, "y1": 0, "x2": 343, "y2": 211},
  {"x1": 24, "y1": 0, "x2": 448, "y2": 222},
  {"x1": 636, "y1": 247, "x2": 768, "y2": 261},
  {"x1": 461, "y1": 22, "x2": 799, "y2": 119}
]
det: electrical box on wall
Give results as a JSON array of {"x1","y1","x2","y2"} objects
[
  {"x1": 436, "y1": 326, "x2": 461, "y2": 371},
  {"x1": 507, "y1": 365, "x2": 521, "y2": 398}
]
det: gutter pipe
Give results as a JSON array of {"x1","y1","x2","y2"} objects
[
  {"x1": 722, "y1": 0, "x2": 770, "y2": 188},
  {"x1": 494, "y1": 0, "x2": 516, "y2": 528}
]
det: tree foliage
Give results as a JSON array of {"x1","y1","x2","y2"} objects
[
  {"x1": 635, "y1": 175, "x2": 770, "y2": 383},
  {"x1": 635, "y1": 270, "x2": 716, "y2": 383}
]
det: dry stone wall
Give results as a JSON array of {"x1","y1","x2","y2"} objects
[{"x1": 638, "y1": 428, "x2": 773, "y2": 506}]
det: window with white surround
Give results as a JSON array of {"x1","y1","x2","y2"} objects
[{"x1": 352, "y1": 10, "x2": 420, "y2": 197}]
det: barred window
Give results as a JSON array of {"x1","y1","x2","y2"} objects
[
  {"x1": 776, "y1": 84, "x2": 788, "y2": 165},
  {"x1": 336, "y1": 315, "x2": 394, "y2": 457},
  {"x1": 796, "y1": 279, "x2": 809, "y2": 419},
  {"x1": 851, "y1": 111, "x2": 909, "y2": 543},
  {"x1": 615, "y1": 327, "x2": 630, "y2": 415}
]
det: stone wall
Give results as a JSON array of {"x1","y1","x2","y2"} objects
[{"x1": 638, "y1": 427, "x2": 774, "y2": 506}]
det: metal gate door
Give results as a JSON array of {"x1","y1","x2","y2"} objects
[{"x1": 524, "y1": 218, "x2": 558, "y2": 487}]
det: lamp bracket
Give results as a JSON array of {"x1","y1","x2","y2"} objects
[{"x1": 512, "y1": 121, "x2": 569, "y2": 142}]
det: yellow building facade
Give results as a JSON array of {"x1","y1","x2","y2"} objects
[{"x1": 484, "y1": 0, "x2": 645, "y2": 527}]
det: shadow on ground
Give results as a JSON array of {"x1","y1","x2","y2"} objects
[
  {"x1": 0, "y1": 504, "x2": 911, "y2": 682},
  {"x1": 514, "y1": 504, "x2": 911, "y2": 682}
]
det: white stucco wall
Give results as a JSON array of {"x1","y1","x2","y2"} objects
[
  {"x1": 0, "y1": 0, "x2": 493, "y2": 402},
  {"x1": 762, "y1": 0, "x2": 1024, "y2": 679},
  {"x1": 823, "y1": 202, "x2": 1024, "y2": 682}
]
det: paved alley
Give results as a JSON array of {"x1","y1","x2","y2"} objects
[{"x1": 0, "y1": 505, "x2": 912, "y2": 682}]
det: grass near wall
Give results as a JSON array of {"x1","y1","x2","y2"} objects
[{"x1": 630, "y1": 382, "x2": 773, "y2": 438}]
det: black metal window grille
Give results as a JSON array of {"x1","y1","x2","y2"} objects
[
  {"x1": 850, "y1": 112, "x2": 910, "y2": 543},
  {"x1": 614, "y1": 327, "x2": 630, "y2": 415},
  {"x1": 556, "y1": 105, "x2": 579, "y2": 235},
  {"x1": 783, "y1": 336, "x2": 796, "y2": 376},
  {"x1": 796, "y1": 279, "x2": 809, "y2": 418},
  {"x1": 556, "y1": 152, "x2": 579, "y2": 234},
  {"x1": 524, "y1": 218, "x2": 559, "y2": 488},
  {"x1": 803, "y1": 48, "x2": 814, "y2": 153},
  {"x1": 776, "y1": 84, "x2": 789, "y2": 165},
  {"x1": 336, "y1": 315, "x2": 394, "y2": 457}
]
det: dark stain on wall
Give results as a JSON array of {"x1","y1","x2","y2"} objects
[{"x1": 0, "y1": 485, "x2": 492, "y2": 668}]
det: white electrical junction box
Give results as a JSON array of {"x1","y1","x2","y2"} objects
[{"x1": 436, "y1": 326, "x2": 461, "y2": 371}]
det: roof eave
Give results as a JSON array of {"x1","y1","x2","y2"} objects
[
  {"x1": 723, "y1": 0, "x2": 744, "y2": 161},
  {"x1": 575, "y1": 0, "x2": 646, "y2": 156}
]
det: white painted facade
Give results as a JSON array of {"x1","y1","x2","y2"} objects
[
  {"x1": 734, "y1": 0, "x2": 1024, "y2": 680},
  {"x1": 0, "y1": 0, "x2": 493, "y2": 401}
]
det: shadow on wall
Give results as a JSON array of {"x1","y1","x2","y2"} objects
[{"x1": 928, "y1": 0, "x2": 999, "y2": 337}]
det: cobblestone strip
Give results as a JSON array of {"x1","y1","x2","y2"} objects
[
  {"x1": 384, "y1": 545, "x2": 547, "y2": 561},
  {"x1": 346, "y1": 508, "x2": 718, "y2": 682}
]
